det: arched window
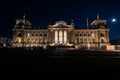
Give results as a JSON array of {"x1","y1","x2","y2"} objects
[
  {"x1": 44, "y1": 34, "x2": 47, "y2": 36},
  {"x1": 88, "y1": 34, "x2": 90, "y2": 36},
  {"x1": 92, "y1": 39, "x2": 95, "y2": 43},
  {"x1": 32, "y1": 34, "x2": 34, "y2": 36},
  {"x1": 75, "y1": 34, "x2": 78, "y2": 36},
  {"x1": 100, "y1": 33, "x2": 105, "y2": 37},
  {"x1": 17, "y1": 33, "x2": 22, "y2": 37},
  {"x1": 40, "y1": 34, "x2": 42, "y2": 36},
  {"x1": 36, "y1": 34, "x2": 38, "y2": 36},
  {"x1": 84, "y1": 34, "x2": 86, "y2": 36},
  {"x1": 80, "y1": 34, "x2": 82, "y2": 36},
  {"x1": 101, "y1": 39, "x2": 104, "y2": 43}
]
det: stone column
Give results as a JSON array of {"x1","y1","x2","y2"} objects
[
  {"x1": 98, "y1": 30, "x2": 101, "y2": 48},
  {"x1": 52, "y1": 30, "x2": 54, "y2": 44},
  {"x1": 62, "y1": 30, "x2": 65, "y2": 44},
  {"x1": 50, "y1": 31, "x2": 51, "y2": 43},
  {"x1": 53, "y1": 30, "x2": 55, "y2": 43},
  {"x1": 106, "y1": 31, "x2": 108, "y2": 42},
  {"x1": 107, "y1": 30, "x2": 109, "y2": 43},
  {"x1": 50, "y1": 30, "x2": 51, "y2": 43},
  {"x1": 82, "y1": 31, "x2": 84, "y2": 45},
  {"x1": 66, "y1": 30, "x2": 68, "y2": 44},
  {"x1": 66, "y1": 30, "x2": 69, "y2": 43},
  {"x1": 108, "y1": 31, "x2": 109, "y2": 42},
  {"x1": 52, "y1": 30, "x2": 53, "y2": 43},
  {"x1": 106, "y1": 31, "x2": 109, "y2": 42},
  {"x1": 57, "y1": 30, "x2": 59, "y2": 44}
]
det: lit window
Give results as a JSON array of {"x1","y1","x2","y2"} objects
[
  {"x1": 79, "y1": 39, "x2": 82, "y2": 43},
  {"x1": 26, "y1": 45, "x2": 29, "y2": 47},
  {"x1": 92, "y1": 33, "x2": 95, "y2": 37},
  {"x1": 18, "y1": 38, "x2": 21, "y2": 43},
  {"x1": 117, "y1": 45, "x2": 120, "y2": 47},
  {"x1": 27, "y1": 33, "x2": 30, "y2": 37},
  {"x1": 3, "y1": 44, "x2": 6, "y2": 47}
]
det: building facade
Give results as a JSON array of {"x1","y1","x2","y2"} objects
[{"x1": 12, "y1": 15, "x2": 110, "y2": 49}]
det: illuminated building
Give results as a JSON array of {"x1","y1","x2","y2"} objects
[{"x1": 12, "y1": 15, "x2": 111, "y2": 49}]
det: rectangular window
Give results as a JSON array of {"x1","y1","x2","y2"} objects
[
  {"x1": 84, "y1": 39, "x2": 87, "y2": 43},
  {"x1": 92, "y1": 39, "x2": 95, "y2": 43},
  {"x1": 36, "y1": 34, "x2": 38, "y2": 36},
  {"x1": 32, "y1": 34, "x2": 34, "y2": 36}
]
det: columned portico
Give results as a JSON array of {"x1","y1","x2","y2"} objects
[
  {"x1": 54, "y1": 30, "x2": 67, "y2": 45},
  {"x1": 48, "y1": 21, "x2": 74, "y2": 46}
]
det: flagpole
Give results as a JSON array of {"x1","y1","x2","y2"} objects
[
  {"x1": 86, "y1": 17, "x2": 90, "y2": 49},
  {"x1": 22, "y1": 14, "x2": 26, "y2": 47},
  {"x1": 23, "y1": 14, "x2": 26, "y2": 26}
]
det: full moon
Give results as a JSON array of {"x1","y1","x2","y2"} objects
[{"x1": 112, "y1": 19, "x2": 116, "y2": 22}]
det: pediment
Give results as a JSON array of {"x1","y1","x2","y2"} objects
[
  {"x1": 49, "y1": 21, "x2": 72, "y2": 28},
  {"x1": 53, "y1": 24, "x2": 71, "y2": 28}
]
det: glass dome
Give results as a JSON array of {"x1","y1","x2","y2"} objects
[{"x1": 55, "y1": 21, "x2": 67, "y2": 25}]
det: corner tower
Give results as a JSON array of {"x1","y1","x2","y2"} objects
[
  {"x1": 12, "y1": 15, "x2": 32, "y2": 47},
  {"x1": 91, "y1": 14, "x2": 110, "y2": 48}
]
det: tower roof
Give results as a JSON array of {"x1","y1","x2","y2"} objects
[{"x1": 15, "y1": 15, "x2": 32, "y2": 29}]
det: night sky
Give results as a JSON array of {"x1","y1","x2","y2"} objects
[{"x1": 0, "y1": 0, "x2": 120, "y2": 40}]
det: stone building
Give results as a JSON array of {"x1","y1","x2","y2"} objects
[{"x1": 12, "y1": 15, "x2": 110, "y2": 49}]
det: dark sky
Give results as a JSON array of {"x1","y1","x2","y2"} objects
[{"x1": 0, "y1": 0, "x2": 120, "y2": 40}]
